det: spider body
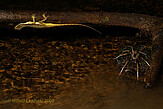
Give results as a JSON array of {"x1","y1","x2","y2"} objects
[{"x1": 116, "y1": 46, "x2": 150, "y2": 81}]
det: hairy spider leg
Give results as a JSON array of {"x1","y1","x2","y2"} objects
[
  {"x1": 137, "y1": 62, "x2": 139, "y2": 80},
  {"x1": 141, "y1": 57, "x2": 150, "y2": 66},
  {"x1": 135, "y1": 52, "x2": 140, "y2": 60},
  {"x1": 119, "y1": 59, "x2": 129, "y2": 76},
  {"x1": 128, "y1": 46, "x2": 134, "y2": 54},
  {"x1": 135, "y1": 46, "x2": 149, "y2": 60},
  {"x1": 128, "y1": 46, "x2": 136, "y2": 59},
  {"x1": 115, "y1": 49, "x2": 132, "y2": 59},
  {"x1": 139, "y1": 46, "x2": 147, "y2": 53},
  {"x1": 115, "y1": 53, "x2": 128, "y2": 59},
  {"x1": 139, "y1": 51, "x2": 148, "y2": 59},
  {"x1": 122, "y1": 50, "x2": 131, "y2": 54}
]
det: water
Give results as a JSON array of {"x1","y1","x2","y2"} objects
[
  {"x1": 0, "y1": 27, "x2": 162, "y2": 109},
  {"x1": 1, "y1": 64, "x2": 163, "y2": 109}
]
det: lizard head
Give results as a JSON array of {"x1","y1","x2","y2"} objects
[
  {"x1": 14, "y1": 21, "x2": 35, "y2": 30},
  {"x1": 14, "y1": 23, "x2": 25, "y2": 30}
]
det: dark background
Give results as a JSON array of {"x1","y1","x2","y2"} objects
[{"x1": 0, "y1": 0, "x2": 162, "y2": 17}]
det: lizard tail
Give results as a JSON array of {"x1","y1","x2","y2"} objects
[
  {"x1": 53, "y1": 24, "x2": 102, "y2": 34},
  {"x1": 74, "y1": 24, "x2": 101, "y2": 34}
]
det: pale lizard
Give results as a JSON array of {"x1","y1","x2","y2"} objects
[{"x1": 14, "y1": 14, "x2": 101, "y2": 34}]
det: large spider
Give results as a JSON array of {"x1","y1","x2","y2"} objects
[{"x1": 115, "y1": 46, "x2": 151, "y2": 81}]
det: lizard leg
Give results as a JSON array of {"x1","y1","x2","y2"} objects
[
  {"x1": 39, "y1": 13, "x2": 49, "y2": 23},
  {"x1": 32, "y1": 15, "x2": 36, "y2": 24}
]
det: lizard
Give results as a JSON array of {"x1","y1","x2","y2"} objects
[{"x1": 14, "y1": 14, "x2": 101, "y2": 34}]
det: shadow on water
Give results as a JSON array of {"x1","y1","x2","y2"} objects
[{"x1": 0, "y1": 24, "x2": 139, "y2": 41}]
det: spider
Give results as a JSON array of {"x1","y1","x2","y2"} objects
[{"x1": 115, "y1": 46, "x2": 151, "y2": 81}]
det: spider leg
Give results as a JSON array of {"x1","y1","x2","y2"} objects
[
  {"x1": 136, "y1": 46, "x2": 146, "y2": 57},
  {"x1": 136, "y1": 46, "x2": 148, "y2": 60},
  {"x1": 139, "y1": 51, "x2": 148, "y2": 59},
  {"x1": 119, "y1": 59, "x2": 129, "y2": 76},
  {"x1": 141, "y1": 57, "x2": 150, "y2": 66},
  {"x1": 115, "y1": 53, "x2": 128, "y2": 59},
  {"x1": 137, "y1": 62, "x2": 139, "y2": 81},
  {"x1": 122, "y1": 50, "x2": 130, "y2": 53},
  {"x1": 128, "y1": 46, "x2": 134, "y2": 54},
  {"x1": 139, "y1": 46, "x2": 147, "y2": 52}
]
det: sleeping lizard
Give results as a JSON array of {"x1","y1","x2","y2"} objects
[{"x1": 14, "y1": 14, "x2": 101, "y2": 34}]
